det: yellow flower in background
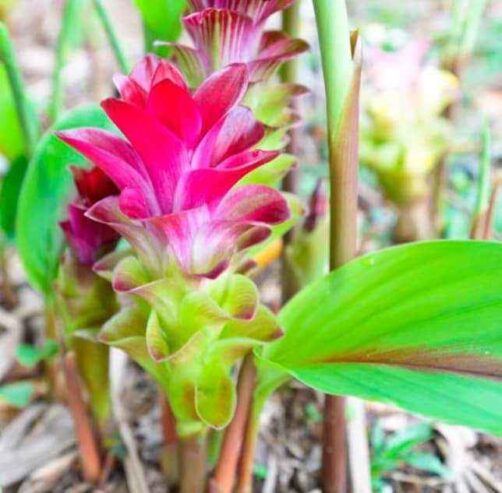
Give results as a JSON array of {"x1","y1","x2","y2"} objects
[{"x1": 361, "y1": 40, "x2": 459, "y2": 206}]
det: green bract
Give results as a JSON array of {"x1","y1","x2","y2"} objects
[
  {"x1": 99, "y1": 253, "x2": 282, "y2": 436},
  {"x1": 263, "y1": 240, "x2": 502, "y2": 436}
]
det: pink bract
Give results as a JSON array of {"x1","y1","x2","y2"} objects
[
  {"x1": 57, "y1": 56, "x2": 290, "y2": 278},
  {"x1": 171, "y1": 3, "x2": 308, "y2": 84},
  {"x1": 60, "y1": 166, "x2": 120, "y2": 266}
]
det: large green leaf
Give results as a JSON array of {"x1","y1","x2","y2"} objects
[
  {"x1": 16, "y1": 105, "x2": 114, "y2": 295},
  {"x1": 263, "y1": 241, "x2": 502, "y2": 435},
  {"x1": 133, "y1": 0, "x2": 186, "y2": 51}
]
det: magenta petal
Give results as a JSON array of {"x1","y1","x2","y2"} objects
[
  {"x1": 236, "y1": 225, "x2": 271, "y2": 250},
  {"x1": 62, "y1": 203, "x2": 119, "y2": 266},
  {"x1": 56, "y1": 128, "x2": 149, "y2": 191},
  {"x1": 129, "y1": 54, "x2": 188, "y2": 91},
  {"x1": 176, "y1": 151, "x2": 277, "y2": 210},
  {"x1": 217, "y1": 149, "x2": 279, "y2": 170},
  {"x1": 193, "y1": 106, "x2": 265, "y2": 168},
  {"x1": 192, "y1": 221, "x2": 259, "y2": 275},
  {"x1": 102, "y1": 98, "x2": 189, "y2": 214},
  {"x1": 148, "y1": 206, "x2": 211, "y2": 273},
  {"x1": 146, "y1": 79, "x2": 202, "y2": 148},
  {"x1": 113, "y1": 74, "x2": 148, "y2": 107},
  {"x1": 249, "y1": 31, "x2": 309, "y2": 82},
  {"x1": 194, "y1": 63, "x2": 249, "y2": 134},
  {"x1": 119, "y1": 187, "x2": 151, "y2": 219},
  {"x1": 216, "y1": 185, "x2": 290, "y2": 225},
  {"x1": 87, "y1": 197, "x2": 164, "y2": 272},
  {"x1": 70, "y1": 165, "x2": 118, "y2": 206}
]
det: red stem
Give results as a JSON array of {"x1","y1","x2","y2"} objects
[
  {"x1": 323, "y1": 396, "x2": 347, "y2": 493},
  {"x1": 235, "y1": 404, "x2": 259, "y2": 493},
  {"x1": 62, "y1": 351, "x2": 102, "y2": 483},
  {"x1": 159, "y1": 393, "x2": 179, "y2": 485},
  {"x1": 211, "y1": 355, "x2": 256, "y2": 493},
  {"x1": 179, "y1": 433, "x2": 207, "y2": 493},
  {"x1": 160, "y1": 393, "x2": 178, "y2": 445}
]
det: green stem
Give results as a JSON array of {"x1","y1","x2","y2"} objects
[
  {"x1": 474, "y1": 122, "x2": 491, "y2": 220},
  {"x1": 92, "y1": 0, "x2": 130, "y2": 74},
  {"x1": 0, "y1": 22, "x2": 37, "y2": 156},
  {"x1": 74, "y1": 338, "x2": 111, "y2": 433},
  {"x1": 0, "y1": 235, "x2": 17, "y2": 308},
  {"x1": 313, "y1": 1, "x2": 359, "y2": 492},
  {"x1": 280, "y1": 1, "x2": 301, "y2": 84},
  {"x1": 280, "y1": 0, "x2": 302, "y2": 303},
  {"x1": 48, "y1": 0, "x2": 81, "y2": 122},
  {"x1": 313, "y1": 0, "x2": 353, "y2": 138},
  {"x1": 471, "y1": 121, "x2": 492, "y2": 239}
]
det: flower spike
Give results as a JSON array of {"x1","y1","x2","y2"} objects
[{"x1": 57, "y1": 56, "x2": 289, "y2": 434}]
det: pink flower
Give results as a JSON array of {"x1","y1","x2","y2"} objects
[
  {"x1": 57, "y1": 56, "x2": 289, "y2": 278},
  {"x1": 60, "y1": 166, "x2": 120, "y2": 266},
  {"x1": 170, "y1": 1, "x2": 308, "y2": 85}
]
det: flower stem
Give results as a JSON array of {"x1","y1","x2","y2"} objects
[
  {"x1": 178, "y1": 433, "x2": 207, "y2": 493},
  {"x1": 312, "y1": 1, "x2": 360, "y2": 491},
  {"x1": 281, "y1": 0, "x2": 302, "y2": 303},
  {"x1": 62, "y1": 351, "x2": 103, "y2": 483},
  {"x1": 48, "y1": 0, "x2": 82, "y2": 122},
  {"x1": 211, "y1": 355, "x2": 256, "y2": 493},
  {"x1": 159, "y1": 393, "x2": 179, "y2": 485},
  {"x1": 91, "y1": 0, "x2": 130, "y2": 74},
  {"x1": 471, "y1": 122, "x2": 492, "y2": 239},
  {"x1": 0, "y1": 22, "x2": 37, "y2": 156},
  {"x1": 0, "y1": 236, "x2": 17, "y2": 308},
  {"x1": 235, "y1": 403, "x2": 260, "y2": 493}
]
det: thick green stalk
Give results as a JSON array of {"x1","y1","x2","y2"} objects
[
  {"x1": 49, "y1": 0, "x2": 81, "y2": 122},
  {"x1": 0, "y1": 22, "x2": 36, "y2": 156},
  {"x1": 313, "y1": 1, "x2": 358, "y2": 492},
  {"x1": 314, "y1": 0, "x2": 353, "y2": 140},
  {"x1": 281, "y1": 0, "x2": 302, "y2": 303},
  {"x1": 92, "y1": 0, "x2": 130, "y2": 74}
]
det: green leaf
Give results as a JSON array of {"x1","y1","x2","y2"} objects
[
  {"x1": 0, "y1": 155, "x2": 27, "y2": 240},
  {"x1": 254, "y1": 464, "x2": 268, "y2": 480},
  {"x1": 405, "y1": 452, "x2": 450, "y2": 478},
  {"x1": 263, "y1": 240, "x2": 502, "y2": 436},
  {"x1": 16, "y1": 105, "x2": 115, "y2": 295},
  {"x1": 0, "y1": 65, "x2": 24, "y2": 160},
  {"x1": 384, "y1": 423, "x2": 432, "y2": 460},
  {"x1": 133, "y1": 0, "x2": 186, "y2": 51},
  {"x1": 16, "y1": 339, "x2": 59, "y2": 368},
  {"x1": 0, "y1": 381, "x2": 34, "y2": 407}
]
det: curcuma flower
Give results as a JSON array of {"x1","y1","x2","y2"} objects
[
  {"x1": 167, "y1": 0, "x2": 309, "y2": 152},
  {"x1": 171, "y1": 0, "x2": 308, "y2": 86},
  {"x1": 360, "y1": 41, "x2": 458, "y2": 206},
  {"x1": 58, "y1": 57, "x2": 288, "y2": 278},
  {"x1": 60, "y1": 166, "x2": 120, "y2": 266},
  {"x1": 57, "y1": 56, "x2": 289, "y2": 436},
  {"x1": 58, "y1": 165, "x2": 121, "y2": 427}
]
